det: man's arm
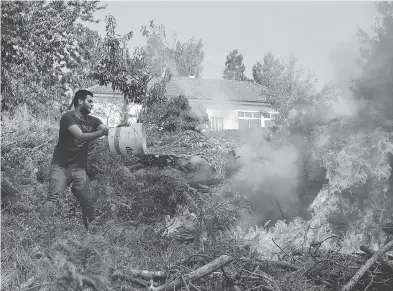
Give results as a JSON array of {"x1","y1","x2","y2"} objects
[
  {"x1": 68, "y1": 125, "x2": 108, "y2": 143},
  {"x1": 97, "y1": 123, "x2": 108, "y2": 131}
]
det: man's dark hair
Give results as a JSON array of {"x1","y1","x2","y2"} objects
[{"x1": 70, "y1": 90, "x2": 93, "y2": 110}]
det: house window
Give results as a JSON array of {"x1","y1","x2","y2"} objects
[
  {"x1": 261, "y1": 112, "x2": 271, "y2": 119},
  {"x1": 238, "y1": 111, "x2": 261, "y2": 129},
  {"x1": 211, "y1": 117, "x2": 223, "y2": 131},
  {"x1": 238, "y1": 112, "x2": 261, "y2": 118}
]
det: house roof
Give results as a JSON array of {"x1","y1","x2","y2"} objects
[
  {"x1": 166, "y1": 77, "x2": 268, "y2": 103},
  {"x1": 88, "y1": 77, "x2": 269, "y2": 103}
]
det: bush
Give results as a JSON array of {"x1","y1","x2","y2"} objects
[
  {"x1": 141, "y1": 95, "x2": 210, "y2": 132},
  {"x1": 1, "y1": 108, "x2": 58, "y2": 211}
]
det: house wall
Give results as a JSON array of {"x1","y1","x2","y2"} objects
[
  {"x1": 90, "y1": 95, "x2": 276, "y2": 130},
  {"x1": 189, "y1": 100, "x2": 275, "y2": 129}
]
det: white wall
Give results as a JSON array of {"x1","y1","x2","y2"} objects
[
  {"x1": 190, "y1": 100, "x2": 275, "y2": 130},
  {"x1": 92, "y1": 95, "x2": 275, "y2": 129}
]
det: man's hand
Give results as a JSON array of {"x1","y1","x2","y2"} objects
[
  {"x1": 97, "y1": 124, "x2": 109, "y2": 137},
  {"x1": 101, "y1": 127, "x2": 109, "y2": 136}
]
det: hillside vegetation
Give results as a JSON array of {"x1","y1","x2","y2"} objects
[{"x1": 2, "y1": 1, "x2": 393, "y2": 291}]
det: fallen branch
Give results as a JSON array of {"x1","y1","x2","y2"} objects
[
  {"x1": 242, "y1": 269, "x2": 281, "y2": 291},
  {"x1": 272, "y1": 238, "x2": 302, "y2": 265},
  {"x1": 339, "y1": 240, "x2": 393, "y2": 291},
  {"x1": 112, "y1": 270, "x2": 150, "y2": 287},
  {"x1": 127, "y1": 268, "x2": 167, "y2": 279},
  {"x1": 155, "y1": 255, "x2": 234, "y2": 291},
  {"x1": 239, "y1": 257, "x2": 299, "y2": 271},
  {"x1": 360, "y1": 245, "x2": 393, "y2": 271},
  {"x1": 181, "y1": 253, "x2": 213, "y2": 264},
  {"x1": 309, "y1": 235, "x2": 341, "y2": 258}
]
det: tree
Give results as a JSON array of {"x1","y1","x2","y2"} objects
[
  {"x1": 173, "y1": 37, "x2": 204, "y2": 77},
  {"x1": 261, "y1": 54, "x2": 321, "y2": 124},
  {"x1": 252, "y1": 53, "x2": 284, "y2": 88},
  {"x1": 223, "y1": 49, "x2": 246, "y2": 81},
  {"x1": 1, "y1": 1, "x2": 105, "y2": 112},
  {"x1": 91, "y1": 16, "x2": 207, "y2": 124},
  {"x1": 350, "y1": 1, "x2": 393, "y2": 119},
  {"x1": 91, "y1": 17, "x2": 174, "y2": 125}
]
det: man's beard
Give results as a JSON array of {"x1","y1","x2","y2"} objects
[{"x1": 81, "y1": 107, "x2": 90, "y2": 115}]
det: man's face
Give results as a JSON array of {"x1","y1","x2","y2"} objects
[{"x1": 80, "y1": 95, "x2": 94, "y2": 114}]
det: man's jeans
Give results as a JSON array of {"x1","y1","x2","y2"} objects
[{"x1": 40, "y1": 164, "x2": 95, "y2": 229}]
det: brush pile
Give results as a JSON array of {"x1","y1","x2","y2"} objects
[
  {"x1": 111, "y1": 235, "x2": 393, "y2": 291},
  {"x1": 145, "y1": 127, "x2": 235, "y2": 177}
]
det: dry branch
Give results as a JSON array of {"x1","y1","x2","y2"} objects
[
  {"x1": 360, "y1": 245, "x2": 393, "y2": 271},
  {"x1": 155, "y1": 255, "x2": 234, "y2": 291},
  {"x1": 127, "y1": 268, "x2": 167, "y2": 279},
  {"x1": 112, "y1": 270, "x2": 149, "y2": 287},
  {"x1": 239, "y1": 257, "x2": 299, "y2": 271},
  {"x1": 339, "y1": 240, "x2": 393, "y2": 291},
  {"x1": 242, "y1": 269, "x2": 281, "y2": 291}
]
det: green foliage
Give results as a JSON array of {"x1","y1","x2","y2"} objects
[
  {"x1": 91, "y1": 16, "x2": 206, "y2": 117},
  {"x1": 1, "y1": 1, "x2": 104, "y2": 113},
  {"x1": 351, "y1": 1, "x2": 393, "y2": 119},
  {"x1": 252, "y1": 52, "x2": 285, "y2": 88},
  {"x1": 131, "y1": 168, "x2": 190, "y2": 222},
  {"x1": 51, "y1": 235, "x2": 111, "y2": 291},
  {"x1": 223, "y1": 49, "x2": 247, "y2": 81},
  {"x1": 173, "y1": 37, "x2": 204, "y2": 77},
  {"x1": 263, "y1": 54, "x2": 322, "y2": 121},
  {"x1": 141, "y1": 95, "x2": 209, "y2": 132},
  {"x1": 1, "y1": 108, "x2": 58, "y2": 211}
]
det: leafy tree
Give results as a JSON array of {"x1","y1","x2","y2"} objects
[
  {"x1": 173, "y1": 37, "x2": 204, "y2": 77},
  {"x1": 91, "y1": 16, "x2": 207, "y2": 124},
  {"x1": 261, "y1": 54, "x2": 322, "y2": 125},
  {"x1": 1, "y1": 0, "x2": 105, "y2": 112},
  {"x1": 350, "y1": 1, "x2": 393, "y2": 120},
  {"x1": 92, "y1": 18, "x2": 172, "y2": 104},
  {"x1": 223, "y1": 49, "x2": 246, "y2": 81},
  {"x1": 91, "y1": 17, "x2": 175, "y2": 124},
  {"x1": 252, "y1": 53, "x2": 284, "y2": 88}
]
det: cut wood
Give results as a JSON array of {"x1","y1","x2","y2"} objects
[
  {"x1": 359, "y1": 245, "x2": 393, "y2": 271},
  {"x1": 339, "y1": 240, "x2": 393, "y2": 291},
  {"x1": 155, "y1": 255, "x2": 234, "y2": 291}
]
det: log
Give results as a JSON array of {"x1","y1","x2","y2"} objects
[
  {"x1": 155, "y1": 255, "x2": 234, "y2": 291},
  {"x1": 359, "y1": 245, "x2": 393, "y2": 271},
  {"x1": 339, "y1": 240, "x2": 393, "y2": 291}
]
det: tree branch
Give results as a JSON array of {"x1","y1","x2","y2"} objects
[
  {"x1": 155, "y1": 255, "x2": 234, "y2": 291},
  {"x1": 340, "y1": 240, "x2": 393, "y2": 291}
]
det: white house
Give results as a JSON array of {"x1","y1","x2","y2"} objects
[
  {"x1": 165, "y1": 77, "x2": 276, "y2": 130},
  {"x1": 87, "y1": 76, "x2": 276, "y2": 129}
]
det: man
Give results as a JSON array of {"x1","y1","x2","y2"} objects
[{"x1": 40, "y1": 89, "x2": 108, "y2": 230}]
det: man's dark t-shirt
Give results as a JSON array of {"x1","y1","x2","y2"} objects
[{"x1": 52, "y1": 111, "x2": 103, "y2": 169}]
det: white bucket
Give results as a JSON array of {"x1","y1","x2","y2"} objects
[{"x1": 108, "y1": 124, "x2": 147, "y2": 156}]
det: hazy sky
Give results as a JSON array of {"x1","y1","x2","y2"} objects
[{"x1": 87, "y1": 1, "x2": 378, "y2": 88}]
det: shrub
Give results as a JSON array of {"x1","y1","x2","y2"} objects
[{"x1": 141, "y1": 95, "x2": 210, "y2": 132}]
